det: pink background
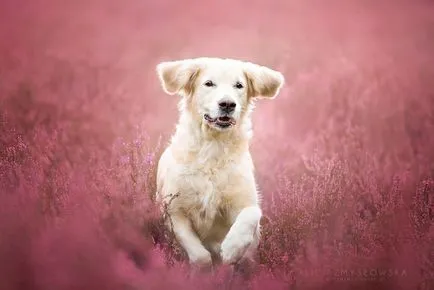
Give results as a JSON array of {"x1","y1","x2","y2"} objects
[{"x1": 0, "y1": 0, "x2": 433, "y2": 289}]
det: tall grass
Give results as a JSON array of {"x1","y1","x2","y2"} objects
[{"x1": 1, "y1": 0, "x2": 434, "y2": 289}]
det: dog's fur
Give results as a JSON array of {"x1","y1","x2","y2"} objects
[{"x1": 155, "y1": 57, "x2": 284, "y2": 267}]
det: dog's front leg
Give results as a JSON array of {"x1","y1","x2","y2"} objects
[
  {"x1": 220, "y1": 206, "x2": 261, "y2": 264},
  {"x1": 169, "y1": 212, "x2": 213, "y2": 267}
]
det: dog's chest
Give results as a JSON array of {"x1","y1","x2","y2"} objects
[
  {"x1": 178, "y1": 155, "x2": 238, "y2": 232},
  {"x1": 183, "y1": 156, "x2": 235, "y2": 206}
]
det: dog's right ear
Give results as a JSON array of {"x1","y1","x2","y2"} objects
[{"x1": 156, "y1": 59, "x2": 200, "y2": 97}]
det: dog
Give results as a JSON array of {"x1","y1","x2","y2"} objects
[{"x1": 155, "y1": 57, "x2": 284, "y2": 268}]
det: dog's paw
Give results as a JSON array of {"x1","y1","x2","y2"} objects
[
  {"x1": 189, "y1": 249, "x2": 213, "y2": 268},
  {"x1": 220, "y1": 232, "x2": 253, "y2": 265}
]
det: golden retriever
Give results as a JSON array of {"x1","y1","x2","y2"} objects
[{"x1": 155, "y1": 57, "x2": 284, "y2": 268}]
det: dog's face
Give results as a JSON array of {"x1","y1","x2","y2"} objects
[{"x1": 156, "y1": 57, "x2": 284, "y2": 131}]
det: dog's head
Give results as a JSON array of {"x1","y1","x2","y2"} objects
[{"x1": 156, "y1": 57, "x2": 284, "y2": 131}]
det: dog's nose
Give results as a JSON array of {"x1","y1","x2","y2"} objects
[{"x1": 218, "y1": 98, "x2": 236, "y2": 113}]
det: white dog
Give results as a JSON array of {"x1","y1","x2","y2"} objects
[{"x1": 155, "y1": 57, "x2": 284, "y2": 268}]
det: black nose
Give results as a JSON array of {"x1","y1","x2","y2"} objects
[{"x1": 218, "y1": 99, "x2": 236, "y2": 113}]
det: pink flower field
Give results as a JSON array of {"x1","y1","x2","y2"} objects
[{"x1": 0, "y1": 0, "x2": 433, "y2": 289}]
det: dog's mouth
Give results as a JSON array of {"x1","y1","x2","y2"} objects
[{"x1": 204, "y1": 114, "x2": 236, "y2": 129}]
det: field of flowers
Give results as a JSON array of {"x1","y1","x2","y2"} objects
[{"x1": 1, "y1": 0, "x2": 433, "y2": 289}]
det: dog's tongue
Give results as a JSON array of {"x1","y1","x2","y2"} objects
[
  {"x1": 218, "y1": 116, "x2": 231, "y2": 122},
  {"x1": 217, "y1": 116, "x2": 236, "y2": 125},
  {"x1": 205, "y1": 114, "x2": 235, "y2": 125}
]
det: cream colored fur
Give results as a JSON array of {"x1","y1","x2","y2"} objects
[{"x1": 155, "y1": 57, "x2": 284, "y2": 267}]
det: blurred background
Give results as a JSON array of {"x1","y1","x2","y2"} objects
[{"x1": 0, "y1": 0, "x2": 433, "y2": 289}]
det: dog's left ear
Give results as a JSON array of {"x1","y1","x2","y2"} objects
[
  {"x1": 243, "y1": 62, "x2": 284, "y2": 99},
  {"x1": 156, "y1": 59, "x2": 200, "y2": 97}
]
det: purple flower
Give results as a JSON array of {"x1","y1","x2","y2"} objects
[
  {"x1": 119, "y1": 155, "x2": 130, "y2": 164},
  {"x1": 145, "y1": 152, "x2": 154, "y2": 164}
]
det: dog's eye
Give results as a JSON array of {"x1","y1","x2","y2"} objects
[
  {"x1": 234, "y1": 82, "x2": 244, "y2": 89},
  {"x1": 204, "y1": 80, "x2": 215, "y2": 87}
]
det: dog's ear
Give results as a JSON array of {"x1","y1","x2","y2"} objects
[
  {"x1": 243, "y1": 63, "x2": 284, "y2": 99},
  {"x1": 156, "y1": 59, "x2": 200, "y2": 97}
]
